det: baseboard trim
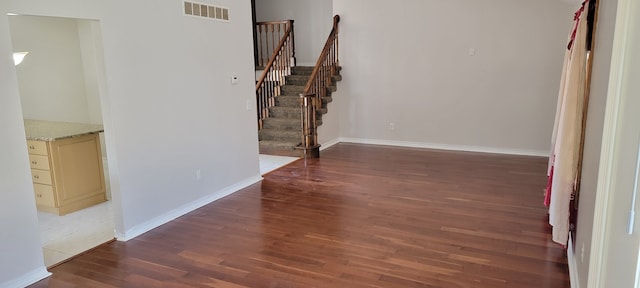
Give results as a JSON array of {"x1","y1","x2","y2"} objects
[
  {"x1": 320, "y1": 138, "x2": 341, "y2": 151},
  {"x1": 116, "y1": 175, "x2": 263, "y2": 241},
  {"x1": 568, "y1": 234, "x2": 580, "y2": 288},
  {"x1": 338, "y1": 137, "x2": 549, "y2": 157},
  {"x1": 0, "y1": 267, "x2": 51, "y2": 288}
]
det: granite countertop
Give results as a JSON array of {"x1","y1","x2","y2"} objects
[{"x1": 24, "y1": 119, "x2": 104, "y2": 141}]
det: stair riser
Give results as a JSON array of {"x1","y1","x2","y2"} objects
[
  {"x1": 291, "y1": 66, "x2": 342, "y2": 75},
  {"x1": 259, "y1": 132, "x2": 301, "y2": 142},
  {"x1": 262, "y1": 119, "x2": 323, "y2": 130},
  {"x1": 269, "y1": 109, "x2": 327, "y2": 119},
  {"x1": 262, "y1": 119, "x2": 301, "y2": 130},
  {"x1": 276, "y1": 97, "x2": 333, "y2": 108},
  {"x1": 286, "y1": 75, "x2": 341, "y2": 87},
  {"x1": 285, "y1": 77, "x2": 309, "y2": 86},
  {"x1": 281, "y1": 86, "x2": 305, "y2": 96},
  {"x1": 281, "y1": 89, "x2": 336, "y2": 97},
  {"x1": 276, "y1": 97, "x2": 301, "y2": 108},
  {"x1": 269, "y1": 109, "x2": 301, "y2": 119},
  {"x1": 291, "y1": 67, "x2": 314, "y2": 76}
]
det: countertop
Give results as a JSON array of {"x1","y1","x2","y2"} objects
[{"x1": 24, "y1": 119, "x2": 104, "y2": 141}]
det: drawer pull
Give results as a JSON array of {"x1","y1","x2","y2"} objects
[
  {"x1": 34, "y1": 175, "x2": 40, "y2": 179},
  {"x1": 29, "y1": 145, "x2": 36, "y2": 150},
  {"x1": 31, "y1": 161, "x2": 38, "y2": 165},
  {"x1": 37, "y1": 194, "x2": 42, "y2": 198}
]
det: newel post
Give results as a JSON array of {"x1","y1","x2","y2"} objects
[{"x1": 297, "y1": 93, "x2": 320, "y2": 158}]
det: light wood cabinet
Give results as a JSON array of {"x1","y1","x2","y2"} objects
[{"x1": 27, "y1": 133, "x2": 106, "y2": 215}]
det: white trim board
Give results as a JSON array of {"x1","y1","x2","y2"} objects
[
  {"x1": 337, "y1": 137, "x2": 550, "y2": 157},
  {"x1": 320, "y1": 138, "x2": 341, "y2": 151},
  {"x1": 0, "y1": 268, "x2": 51, "y2": 288},
  {"x1": 115, "y1": 175, "x2": 263, "y2": 241},
  {"x1": 588, "y1": 0, "x2": 635, "y2": 286},
  {"x1": 568, "y1": 234, "x2": 580, "y2": 288}
]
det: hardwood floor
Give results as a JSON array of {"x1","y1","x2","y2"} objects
[{"x1": 30, "y1": 143, "x2": 570, "y2": 287}]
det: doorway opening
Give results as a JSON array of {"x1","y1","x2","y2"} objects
[{"x1": 8, "y1": 14, "x2": 115, "y2": 268}]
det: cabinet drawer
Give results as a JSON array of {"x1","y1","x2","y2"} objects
[
  {"x1": 31, "y1": 169, "x2": 52, "y2": 185},
  {"x1": 28, "y1": 155, "x2": 50, "y2": 170},
  {"x1": 27, "y1": 140, "x2": 48, "y2": 155},
  {"x1": 33, "y1": 184, "x2": 56, "y2": 207}
]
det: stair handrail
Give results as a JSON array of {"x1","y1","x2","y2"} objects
[
  {"x1": 298, "y1": 15, "x2": 340, "y2": 158},
  {"x1": 302, "y1": 15, "x2": 340, "y2": 98},
  {"x1": 255, "y1": 20, "x2": 294, "y2": 129}
]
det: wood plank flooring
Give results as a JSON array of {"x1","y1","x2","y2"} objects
[{"x1": 30, "y1": 143, "x2": 570, "y2": 287}]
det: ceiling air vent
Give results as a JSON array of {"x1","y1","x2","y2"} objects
[{"x1": 184, "y1": 1, "x2": 229, "y2": 21}]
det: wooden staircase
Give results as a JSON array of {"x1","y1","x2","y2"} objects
[
  {"x1": 255, "y1": 15, "x2": 341, "y2": 158},
  {"x1": 258, "y1": 66, "x2": 341, "y2": 157}
]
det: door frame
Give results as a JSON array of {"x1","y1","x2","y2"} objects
[{"x1": 588, "y1": 0, "x2": 638, "y2": 285}]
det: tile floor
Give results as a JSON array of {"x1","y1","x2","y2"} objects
[
  {"x1": 39, "y1": 201, "x2": 115, "y2": 267},
  {"x1": 259, "y1": 154, "x2": 299, "y2": 175},
  {"x1": 38, "y1": 154, "x2": 298, "y2": 267}
]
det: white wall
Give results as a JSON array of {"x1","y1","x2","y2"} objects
[
  {"x1": 0, "y1": 0, "x2": 260, "y2": 285},
  {"x1": 573, "y1": 0, "x2": 618, "y2": 286},
  {"x1": 333, "y1": 0, "x2": 576, "y2": 155},
  {"x1": 318, "y1": 83, "x2": 343, "y2": 148},
  {"x1": 0, "y1": 25, "x2": 50, "y2": 285},
  {"x1": 77, "y1": 20, "x2": 106, "y2": 125},
  {"x1": 255, "y1": 0, "x2": 333, "y2": 66},
  {"x1": 9, "y1": 15, "x2": 93, "y2": 123}
]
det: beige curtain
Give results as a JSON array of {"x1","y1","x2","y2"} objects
[{"x1": 546, "y1": 2, "x2": 589, "y2": 246}]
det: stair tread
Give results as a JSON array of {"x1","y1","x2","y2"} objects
[
  {"x1": 263, "y1": 117, "x2": 301, "y2": 122},
  {"x1": 259, "y1": 129, "x2": 301, "y2": 135},
  {"x1": 259, "y1": 140, "x2": 298, "y2": 146},
  {"x1": 270, "y1": 106, "x2": 328, "y2": 113}
]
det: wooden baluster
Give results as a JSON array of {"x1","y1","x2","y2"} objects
[
  {"x1": 278, "y1": 48, "x2": 282, "y2": 86},
  {"x1": 270, "y1": 24, "x2": 276, "y2": 63},
  {"x1": 330, "y1": 45, "x2": 334, "y2": 80},
  {"x1": 269, "y1": 65, "x2": 274, "y2": 107},
  {"x1": 321, "y1": 65, "x2": 326, "y2": 99},
  {"x1": 264, "y1": 24, "x2": 269, "y2": 64},
  {"x1": 257, "y1": 87, "x2": 261, "y2": 128},
  {"x1": 283, "y1": 38, "x2": 287, "y2": 80},
  {"x1": 318, "y1": 66, "x2": 327, "y2": 97},
  {"x1": 284, "y1": 32, "x2": 288, "y2": 71},
  {"x1": 257, "y1": 25, "x2": 262, "y2": 67},
  {"x1": 263, "y1": 84, "x2": 268, "y2": 122},
  {"x1": 288, "y1": 34, "x2": 292, "y2": 72},
  {"x1": 261, "y1": 85, "x2": 265, "y2": 122},
  {"x1": 288, "y1": 34, "x2": 291, "y2": 68},
  {"x1": 282, "y1": 46, "x2": 286, "y2": 83},
  {"x1": 254, "y1": 19, "x2": 312, "y2": 131},
  {"x1": 261, "y1": 86, "x2": 266, "y2": 125},
  {"x1": 290, "y1": 20, "x2": 296, "y2": 66},
  {"x1": 333, "y1": 41, "x2": 337, "y2": 73},
  {"x1": 336, "y1": 33, "x2": 339, "y2": 68}
]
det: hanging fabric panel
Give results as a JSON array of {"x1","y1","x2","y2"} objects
[{"x1": 545, "y1": 0, "x2": 589, "y2": 246}]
